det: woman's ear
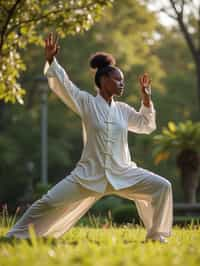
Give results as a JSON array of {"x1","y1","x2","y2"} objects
[
  {"x1": 99, "y1": 76, "x2": 104, "y2": 89},
  {"x1": 100, "y1": 75, "x2": 108, "y2": 88}
]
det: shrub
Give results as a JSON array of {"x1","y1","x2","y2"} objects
[
  {"x1": 112, "y1": 205, "x2": 140, "y2": 225},
  {"x1": 90, "y1": 196, "x2": 124, "y2": 216}
]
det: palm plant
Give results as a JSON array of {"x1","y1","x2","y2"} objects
[{"x1": 153, "y1": 120, "x2": 200, "y2": 203}]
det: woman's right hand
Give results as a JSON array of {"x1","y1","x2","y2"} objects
[{"x1": 45, "y1": 32, "x2": 60, "y2": 64}]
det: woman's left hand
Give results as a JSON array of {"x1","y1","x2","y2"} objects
[
  {"x1": 139, "y1": 73, "x2": 151, "y2": 94},
  {"x1": 139, "y1": 73, "x2": 152, "y2": 107}
]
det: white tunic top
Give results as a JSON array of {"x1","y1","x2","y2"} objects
[{"x1": 44, "y1": 58, "x2": 156, "y2": 193}]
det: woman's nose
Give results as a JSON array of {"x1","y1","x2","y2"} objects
[{"x1": 120, "y1": 81, "x2": 124, "y2": 87}]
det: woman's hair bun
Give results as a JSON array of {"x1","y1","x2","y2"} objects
[{"x1": 89, "y1": 52, "x2": 116, "y2": 70}]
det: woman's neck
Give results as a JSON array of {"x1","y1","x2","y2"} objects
[{"x1": 99, "y1": 90, "x2": 113, "y2": 105}]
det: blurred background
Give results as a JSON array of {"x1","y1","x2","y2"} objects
[{"x1": 0, "y1": 0, "x2": 200, "y2": 226}]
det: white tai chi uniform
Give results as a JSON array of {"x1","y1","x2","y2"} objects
[{"x1": 6, "y1": 58, "x2": 173, "y2": 240}]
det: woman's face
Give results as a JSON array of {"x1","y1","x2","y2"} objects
[{"x1": 100, "y1": 68, "x2": 125, "y2": 97}]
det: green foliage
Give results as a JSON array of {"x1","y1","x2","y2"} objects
[
  {"x1": 0, "y1": 100, "x2": 84, "y2": 206},
  {"x1": 112, "y1": 204, "x2": 140, "y2": 224},
  {"x1": 153, "y1": 120, "x2": 200, "y2": 164},
  {"x1": 0, "y1": 0, "x2": 112, "y2": 103},
  {"x1": 0, "y1": 103, "x2": 42, "y2": 205},
  {"x1": 90, "y1": 196, "x2": 124, "y2": 216},
  {"x1": 153, "y1": 26, "x2": 198, "y2": 123}
]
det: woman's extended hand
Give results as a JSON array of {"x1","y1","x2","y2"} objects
[
  {"x1": 139, "y1": 73, "x2": 152, "y2": 107},
  {"x1": 45, "y1": 32, "x2": 60, "y2": 64}
]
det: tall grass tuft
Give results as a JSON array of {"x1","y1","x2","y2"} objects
[{"x1": 0, "y1": 204, "x2": 20, "y2": 228}]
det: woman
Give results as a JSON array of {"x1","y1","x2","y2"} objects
[{"x1": 6, "y1": 33, "x2": 173, "y2": 243}]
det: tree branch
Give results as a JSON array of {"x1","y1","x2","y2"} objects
[
  {"x1": 8, "y1": 8, "x2": 69, "y2": 33},
  {"x1": 169, "y1": 0, "x2": 198, "y2": 65},
  {"x1": 180, "y1": 0, "x2": 185, "y2": 20},
  {"x1": 160, "y1": 7, "x2": 177, "y2": 20},
  {"x1": 169, "y1": 0, "x2": 180, "y2": 16},
  {"x1": 6, "y1": 1, "x2": 102, "y2": 37},
  {"x1": 0, "y1": 0, "x2": 22, "y2": 53}
]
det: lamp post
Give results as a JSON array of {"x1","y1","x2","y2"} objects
[{"x1": 35, "y1": 76, "x2": 49, "y2": 185}]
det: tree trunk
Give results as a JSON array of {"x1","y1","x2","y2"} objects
[
  {"x1": 0, "y1": 101, "x2": 6, "y2": 131},
  {"x1": 177, "y1": 149, "x2": 200, "y2": 203},
  {"x1": 196, "y1": 59, "x2": 200, "y2": 117},
  {"x1": 181, "y1": 168, "x2": 198, "y2": 203}
]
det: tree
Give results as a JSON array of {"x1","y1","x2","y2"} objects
[
  {"x1": 153, "y1": 120, "x2": 200, "y2": 203},
  {"x1": 156, "y1": 0, "x2": 200, "y2": 115},
  {"x1": 0, "y1": 0, "x2": 112, "y2": 103},
  {"x1": 153, "y1": 26, "x2": 198, "y2": 123}
]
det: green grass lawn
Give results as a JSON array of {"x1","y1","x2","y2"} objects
[{"x1": 0, "y1": 226, "x2": 200, "y2": 266}]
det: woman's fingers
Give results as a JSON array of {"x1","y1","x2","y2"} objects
[
  {"x1": 54, "y1": 33, "x2": 59, "y2": 45},
  {"x1": 143, "y1": 74, "x2": 150, "y2": 86},
  {"x1": 139, "y1": 75, "x2": 143, "y2": 87},
  {"x1": 49, "y1": 32, "x2": 53, "y2": 46},
  {"x1": 45, "y1": 33, "x2": 51, "y2": 47},
  {"x1": 143, "y1": 73, "x2": 148, "y2": 85},
  {"x1": 139, "y1": 73, "x2": 152, "y2": 88}
]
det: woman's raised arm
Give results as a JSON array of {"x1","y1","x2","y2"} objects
[
  {"x1": 125, "y1": 73, "x2": 156, "y2": 134},
  {"x1": 43, "y1": 33, "x2": 90, "y2": 117}
]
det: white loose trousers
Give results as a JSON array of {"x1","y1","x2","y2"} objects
[{"x1": 6, "y1": 167, "x2": 172, "y2": 240}]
